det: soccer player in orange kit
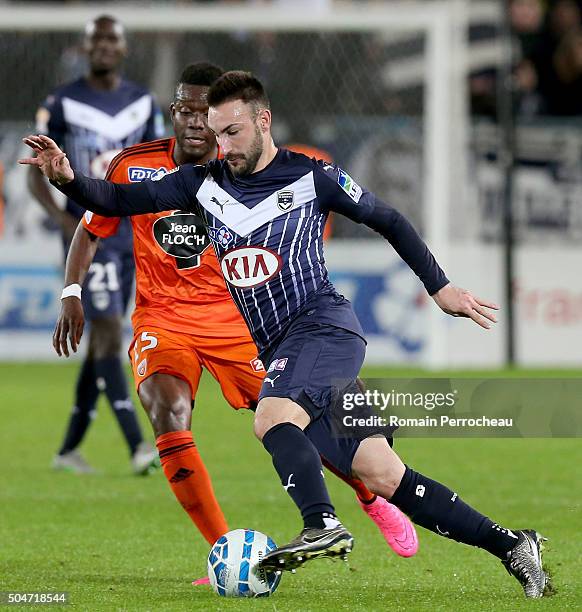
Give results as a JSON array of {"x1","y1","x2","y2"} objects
[{"x1": 53, "y1": 63, "x2": 418, "y2": 564}]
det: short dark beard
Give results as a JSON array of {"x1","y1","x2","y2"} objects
[{"x1": 228, "y1": 125, "x2": 263, "y2": 177}]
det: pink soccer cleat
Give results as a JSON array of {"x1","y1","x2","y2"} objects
[
  {"x1": 192, "y1": 576, "x2": 210, "y2": 586},
  {"x1": 360, "y1": 496, "x2": 419, "y2": 558}
]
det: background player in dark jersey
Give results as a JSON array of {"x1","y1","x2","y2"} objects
[
  {"x1": 21, "y1": 72, "x2": 550, "y2": 598},
  {"x1": 27, "y1": 15, "x2": 163, "y2": 474}
]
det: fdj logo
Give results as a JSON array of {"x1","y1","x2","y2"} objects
[
  {"x1": 220, "y1": 247, "x2": 282, "y2": 288},
  {"x1": 128, "y1": 166, "x2": 168, "y2": 182},
  {"x1": 152, "y1": 212, "x2": 210, "y2": 270}
]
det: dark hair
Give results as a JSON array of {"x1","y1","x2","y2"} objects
[
  {"x1": 207, "y1": 71, "x2": 270, "y2": 114},
  {"x1": 93, "y1": 14, "x2": 120, "y2": 26},
  {"x1": 177, "y1": 62, "x2": 224, "y2": 89},
  {"x1": 85, "y1": 15, "x2": 125, "y2": 36}
]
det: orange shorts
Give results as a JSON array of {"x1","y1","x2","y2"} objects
[{"x1": 129, "y1": 325, "x2": 265, "y2": 410}]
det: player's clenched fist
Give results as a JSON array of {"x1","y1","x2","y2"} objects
[{"x1": 19, "y1": 134, "x2": 74, "y2": 185}]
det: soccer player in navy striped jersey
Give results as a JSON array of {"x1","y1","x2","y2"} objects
[
  {"x1": 28, "y1": 15, "x2": 163, "y2": 475},
  {"x1": 21, "y1": 71, "x2": 550, "y2": 598}
]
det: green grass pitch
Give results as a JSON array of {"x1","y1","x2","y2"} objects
[{"x1": 1, "y1": 362, "x2": 580, "y2": 610}]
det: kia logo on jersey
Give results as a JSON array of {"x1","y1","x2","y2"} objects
[
  {"x1": 220, "y1": 246, "x2": 282, "y2": 288},
  {"x1": 152, "y1": 212, "x2": 210, "y2": 269}
]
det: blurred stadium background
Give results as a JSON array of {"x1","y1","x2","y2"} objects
[{"x1": 1, "y1": 0, "x2": 580, "y2": 370}]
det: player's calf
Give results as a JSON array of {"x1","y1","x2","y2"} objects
[
  {"x1": 256, "y1": 399, "x2": 345, "y2": 533},
  {"x1": 352, "y1": 436, "x2": 406, "y2": 498},
  {"x1": 258, "y1": 414, "x2": 353, "y2": 572}
]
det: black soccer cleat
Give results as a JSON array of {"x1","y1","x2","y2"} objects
[
  {"x1": 259, "y1": 525, "x2": 354, "y2": 572},
  {"x1": 502, "y1": 529, "x2": 550, "y2": 598}
]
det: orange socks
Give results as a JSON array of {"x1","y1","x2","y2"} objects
[
  {"x1": 156, "y1": 430, "x2": 228, "y2": 545},
  {"x1": 321, "y1": 457, "x2": 376, "y2": 504}
]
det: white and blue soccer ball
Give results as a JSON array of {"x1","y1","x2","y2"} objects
[{"x1": 207, "y1": 529, "x2": 282, "y2": 597}]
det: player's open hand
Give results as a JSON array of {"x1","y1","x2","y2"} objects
[
  {"x1": 19, "y1": 134, "x2": 74, "y2": 184},
  {"x1": 432, "y1": 283, "x2": 499, "y2": 329},
  {"x1": 53, "y1": 297, "x2": 85, "y2": 357}
]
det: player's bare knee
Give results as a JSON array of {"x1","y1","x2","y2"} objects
[
  {"x1": 139, "y1": 374, "x2": 192, "y2": 437},
  {"x1": 141, "y1": 393, "x2": 190, "y2": 436},
  {"x1": 254, "y1": 398, "x2": 310, "y2": 441},
  {"x1": 253, "y1": 407, "x2": 278, "y2": 441}
]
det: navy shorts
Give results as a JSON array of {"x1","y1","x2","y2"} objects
[
  {"x1": 259, "y1": 322, "x2": 366, "y2": 417},
  {"x1": 259, "y1": 321, "x2": 387, "y2": 476},
  {"x1": 82, "y1": 248, "x2": 134, "y2": 321}
]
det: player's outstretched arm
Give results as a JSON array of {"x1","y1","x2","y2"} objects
[
  {"x1": 363, "y1": 203, "x2": 499, "y2": 329},
  {"x1": 20, "y1": 134, "x2": 153, "y2": 217},
  {"x1": 53, "y1": 223, "x2": 100, "y2": 357},
  {"x1": 432, "y1": 283, "x2": 499, "y2": 330},
  {"x1": 19, "y1": 134, "x2": 198, "y2": 218},
  {"x1": 315, "y1": 162, "x2": 499, "y2": 330}
]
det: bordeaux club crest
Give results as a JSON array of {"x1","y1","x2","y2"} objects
[{"x1": 277, "y1": 190, "x2": 294, "y2": 211}]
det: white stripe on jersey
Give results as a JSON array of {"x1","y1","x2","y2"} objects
[
  {"x1": 247, "y1": 234, "x2": 269, "y2": 344},
  {"x1": 304, "y1": 203, "x2": 319, "y2": 292},
  {"x1": 287, "y1": 205, "x2": 307, "y2": 314},
  {"x1": 295, "y1": 203, "x2": 315, "y2": 303},
  {"x1": 313, "y1": 212, "x2": 326, "y2": 281},
  {"x1": 261, "y1": 220, "x2": 281, "y2": 336},
  {"x1": 208, "y1": 217, "x2": 253, "y2": 332},
  {"x1": 277, "y1": 214, "x2": 292, "y2": 320},
  {"x1": 236, "y1": 286, "x2": 258, "y2": 344},
  {"x1": 61, "y1": 95, "x2": 153, "y2": 141},
  {"x1": 235, "y1": 237, "x2": 255, "y2": 330}
]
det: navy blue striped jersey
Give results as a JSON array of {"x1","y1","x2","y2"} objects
[
  {"x1": 36, "y1": 77, "x2": 164, "y2": 250},
  {"x1": 58, "y1": 149, "x2": 449, "y2": 357}
]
